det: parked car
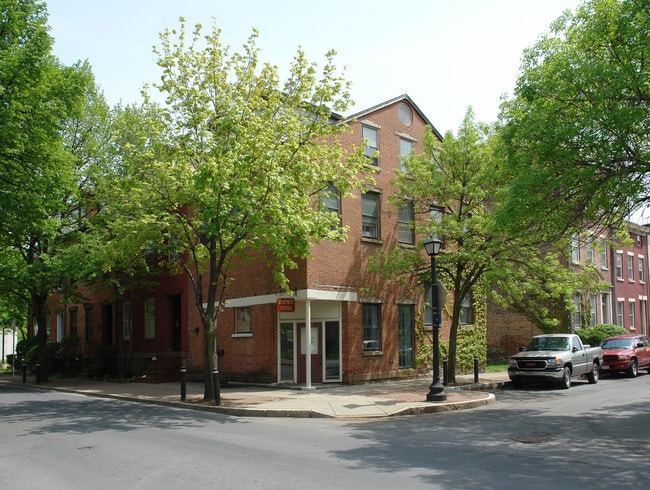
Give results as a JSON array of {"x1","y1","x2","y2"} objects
[
  {"x1": 600, "y1": 334, "x2": 650, "y2": 378},
  {"x1": 508, "y1": 334, "x2": 602, "y2": 389}
]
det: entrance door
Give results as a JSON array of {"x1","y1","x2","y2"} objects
[{"x1": 297, "y1": 322, "x2": 322, "y2": 384}]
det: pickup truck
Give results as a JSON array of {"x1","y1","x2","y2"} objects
[{"x1": 508, "y1": 334, "x2": 602, "y2": 389}]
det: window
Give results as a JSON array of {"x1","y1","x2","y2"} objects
[
  {"x1": 617, "y1": 300, "x2": 624, "y2": 326},
  {"x1": 362, "y1": 125, "x2": 378, "y2": 165},
  {"x1": 428, "y1": 206, "x2": 444, "y2": 248},
  {"x1": 362, "y1": 191, "x2": 380, "y2": 239},
  {"x1": 601, "y1": 292, "x2": 611, "y2": 324},
  {"x1": 321, "y1": 184, "x2": 340, "y2": 215},
  {"x1": 616, "y1": 252, "x2": 623, "y2": 280},
  {"x1": 629, "y1": 300, "x2": 636, "y2": 329},
  {"x1": 122, "y1": 302, "x2": 132, "y2": 341},
  {"x1": 235, "y1": 307, "x2": 251, "y2": 334},
  {"x1": 572, "y1": 295, "x2": 582, "y2": 329},
  {"x1": 590, "y1": 294, "x2": 597, "y2": 327},
  {"x1": 639, "y1": 256, "x2": 645, "y2": 283},
  {"x1": 600, "y1": 239, "x2": 608, "y2": 269},
  {"x1": 397, "y1": 202, "x2": 414, "y2": 245},
  {"x1": 586, "y1": 235, "x2": 596, "y2": 265},
  {"x1": 398, "y1": 305, "x2": 414, "y2": 368},
  {"x1": 144, "y1": 298, "x2": 155, "y2": 339},
  {"x1": 69, "y1": 309, "x2": 78, "y2": 337},
  {"x1": 362, "y1": 303, "x2": 381, "y2": 351},
  {"x1": 571, "y1": 235, "x2": 580, "y2": 263},
  {"x1": 628, "y1": 254, "x2": 634, "y2": 281},
  {"x1": 460, "y1": 293, "x2": 473, "y2": 325},
  {"x1": 399, "y1": 137, "x2": 415, "y2": 172},
  {"x1": 84, "y1": 305, "x2": 94, "y2": 343}
]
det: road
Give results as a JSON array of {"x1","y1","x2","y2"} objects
[{"x1": 1, "y1": 374, "x2": 649, "y2": 489}]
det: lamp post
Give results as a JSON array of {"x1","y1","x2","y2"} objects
[{"x1": 423, "y1": 237, "x2": 447, "y2": 402}]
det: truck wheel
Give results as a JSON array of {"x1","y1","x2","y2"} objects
[
  {"x1": 627, "y1": 359, "x2": 638, "y2": 378},
  {"x1": 587, "y1": 363, "x2": 599, "y2": 384},
  {"x1": 560, "y1": 366, "x2": 571, "y2": 389}
]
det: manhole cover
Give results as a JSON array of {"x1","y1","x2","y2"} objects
[{"x1": 510, "y1": 433, "x2": 555, "y2": 444}]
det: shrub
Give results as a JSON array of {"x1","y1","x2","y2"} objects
[{"x1": 577, "y1": 324, "x2": 627, "y2": 346}]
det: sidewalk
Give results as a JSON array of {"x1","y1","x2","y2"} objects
[{"x1": 0, "y1": 371, "x2": 510, "y2": 419}]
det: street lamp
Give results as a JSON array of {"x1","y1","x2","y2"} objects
[{"x1": 423, "y1": 237, "x2": 447, "y2": 402}]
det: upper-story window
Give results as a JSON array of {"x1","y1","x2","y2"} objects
[
  {"x1": 571, "y1": 235, "x2": 580, "y2": 263},
  {"x1": 616, "y1": 251, "x2": 623, "y2": 280},
  {"x1": 362, "y1": 191, "x2": 380, "y2": 239},
  {"x1": 397, "y1": 201, "x2": 414, "y2": 245},
  {"x1": 639, "y1": 256, "x2": 645, "y2": 283},
  {"x1": 399, "y1": 137, "x2": 415, "y2": 172},
  {"x1": 362, "y1": 125, "x2": 379, "y2": 166},
  {"x1": 586, "y1": 235, "x2": 596, "y2": 265},
  {"x1": 628, "y1": 253, "x2": 634, "y2": 281},
  {"x1": 600, "y1": 239, "x2": 608, "y2": 269},
  {"x1": 320, "y1": 184, "x2": 341, "y2": 226},
  {"x1": 144, "y1": 298, "x2": 156, "y2": 339}
]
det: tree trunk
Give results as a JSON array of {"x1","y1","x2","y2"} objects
[
  {"x1": 202, "y1": 317, "x2": 217, "y2": 402},
  {"x1": 32, "y1": 293, "x2": 49, "y2": 383}
]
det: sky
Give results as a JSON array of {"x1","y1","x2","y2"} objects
[{"x1": 45, "y1": 0, "x2": 582, "y2": 135}]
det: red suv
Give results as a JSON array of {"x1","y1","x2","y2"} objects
[{"x1": 600, "y1": 334, "x2": 650, "y2": 378}]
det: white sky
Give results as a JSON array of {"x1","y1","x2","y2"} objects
[{"x1": 46, "y1": 0, "x2": 581, "y2": 135}]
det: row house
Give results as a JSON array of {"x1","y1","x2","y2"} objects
[
  {"x1": 44, "y1": 95, "x2": 450, "y2": 385},
  {"x1": 488, "y1": 222, "x2": 650, "y2": 358}
]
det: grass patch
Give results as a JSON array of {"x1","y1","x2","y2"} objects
[{"x1": 485, "y1": 362, "x2": 508, "y2": 372}]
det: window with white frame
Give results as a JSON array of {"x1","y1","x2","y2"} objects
[
  {"x1": 571, "y1": 235, "x2": 580, "y2": 263},
  {"x1": 122, "y1": 302, "x2": 132, "y2": 341},
  {"x1": 362, "y1": 191, "x2": 380, "y2": 239},
  {"x1": 617, "y1": 300, "x2": 624, "y2": 326},
  {"x1": 586, "y1": 235, "x2": 596, "y2": 265},
  {"x1": 616, "y1": 252, "x2": 623, "y2": 280},
  {"x1": 628, "y1": 254, "x2": 634, "y2": 281},
  {"x1": 144, "y1": 298, "x2": 155, "y2": 339},
  {"x1": 629, "y1": 300, "x2": 636, "y2": 329},
  {"x1": 428, "y1": 206, "x2": 444, "y2": 247},
  {"x1": 600, "y1": 239, "x2": 608, "y2": 269},
  {"x1": 590, "y1": 294, "x2": 597, "y2": 327},
  {"x1": 397, "y1": 201, "x2": 414, "y2": 245},
  {"x1": 235, "y1": 307, "x2": 251, "y2": 334},
  {"x1": 399, "y1": 137, "x2": 415, "y2": 172},
  {"x1": 362, "y1": 125, "x2": 379, "y2": 165},
  {"x1": 639, "y1": 256, "x2": 645, "y2": 283},
  {"x1": 601, "y1": 292, "x2": 611, "y2": 324},
  {"x1": 572, "y1": 294, "x2": 582, "y2": 329}
]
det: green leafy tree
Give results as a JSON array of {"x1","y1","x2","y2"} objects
[
  {"x1": 0, "y1": 0, "x2": 108, "y2": 380},
  {"x1": 498, "y1": 0, "x2": 650, "y2": 240},
  {"x1": 96, "y1": 21, "x2": 368, "y2": 401},
  {"x1": 372, "y1": 109, "x2": 598, "y2": 382}
]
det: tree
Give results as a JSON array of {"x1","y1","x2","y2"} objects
[
  {"x1": 96, "y1": 21, "x2": 368, "y2": 401},
  {"x1": 371, "y1": 109, "x2": 597, "y2": 382},
  {"x1": 0, "y1": 0, "x2": 108, "y2": 380},
  {"x1": 498, "y1": 0, "x2": 650, "y2": 240}
]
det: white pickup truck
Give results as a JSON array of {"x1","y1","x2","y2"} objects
[{"x1": 508, "y1": 334, "x2": 602, "y2": 389}]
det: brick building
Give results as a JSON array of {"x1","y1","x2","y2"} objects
[
  {"x1": 44, "y1": 94, "x2": 448, "y2": 385},
  {"x1": 487, "y1": 222, "x2": 650, "y2": 358}
]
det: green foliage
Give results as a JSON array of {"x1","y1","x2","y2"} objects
[
  {"x1": 92, "y1": 20, "x2": 369, "y2": 400},
  {"x1": 498, "y1": 0, "x2": 650, "y2": 239},
  {"x1": 577, "y1": 324, "x2": 627, "y2": 347}
]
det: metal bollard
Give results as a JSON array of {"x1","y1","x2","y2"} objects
[
  {"x1": 35, "y1": 363, "x2": 41, "y2": 384},
  {"x1": 474, "y1": 356, "x2": 479, "y2": 383},
  {"x1": 213, "y1": 369, "x2": 221, "y2": 406},
  {"x1": 180, "y1": 367, "x2": 187, "y2": 402},
  {"x1": 22, "y1": 364, "x2": 27, "y2": 383},
  {"x1": 442, "y1": 358, "x2": 448, "y2": 386}
]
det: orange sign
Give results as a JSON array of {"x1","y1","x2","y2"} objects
[{"x1": 277, "y1": 298, "x2": 296, "y2": 312}]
